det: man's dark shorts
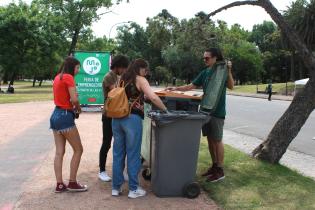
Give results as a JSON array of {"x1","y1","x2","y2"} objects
[{"x1": 202, "y1": 116, "x2": 224, "y2": 141}]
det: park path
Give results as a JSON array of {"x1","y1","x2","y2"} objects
[{"x1": 0, "y1": 101, "x2": 218, "y2": 210}]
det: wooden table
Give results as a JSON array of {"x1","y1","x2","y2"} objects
[{"x1": 154, "y1": 90, "x2": 202, "y2": 100}]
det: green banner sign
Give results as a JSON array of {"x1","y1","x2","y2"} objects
[{"x1": 74, "y1": 51, "x2": 110, "y2": 105}]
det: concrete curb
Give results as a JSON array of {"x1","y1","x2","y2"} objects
[{"x1": 227, "y1": 92, "x2": 293, "y2": 101}]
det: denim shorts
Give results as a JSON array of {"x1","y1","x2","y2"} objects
[{"x1": 50, "y1": 107, "x2": 75, "y2": 133}]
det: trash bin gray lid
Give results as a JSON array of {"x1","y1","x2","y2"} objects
[{"x1": 148, "y1": 110, "x2": 208, "y2": 122}]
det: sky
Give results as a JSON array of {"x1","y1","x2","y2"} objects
[{"x1": 0, "y1": 0, "x2": 294, "y2": 38}]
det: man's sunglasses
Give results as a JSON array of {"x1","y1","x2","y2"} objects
[{"x1": 203, "y1": 56, "x2": 212, "y2": 61}]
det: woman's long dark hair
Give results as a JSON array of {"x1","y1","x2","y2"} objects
[
  {"x1": 121, "y1": 58, "x2": 149, "y2": 84},
  {"x1": 58, "y1": 56, "x2": 80, "y2": 80}
]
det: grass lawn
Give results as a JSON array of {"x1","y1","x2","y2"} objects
[
  {"x1": 230, "y1": 82, "x2": 295, "y2": 95},
  {"x1": 197, "y1": 139, "x2": 315, "y2": 209},
  {"x1": 0, "y1": 81, "x2": 53, "y2": 104},
  {"x1": 0, "y1": 81, "x2": 296, "y2": 104}
]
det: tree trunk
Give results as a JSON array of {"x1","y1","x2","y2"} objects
[
  {"x1": 67, "y1": 7, "x2": 83, "y2": 56},
  {"x1": 248, "y1": 0, "x2": 315, "y2": 162},
  {"x1": 39, "y1": 79, "x2": 43, "y2": 87},
  {"x1": 207, "y1": 0, "x2": 315, "y2": 163},
  {"x1": 253, "y1": 79, "x2": 315, "y2": 162},
  {"x1": 298, "y1": 60, "x2": 303, "y2": 79},
  {"x1": 257, "y1": 0, "x2": 315, "y2": 79},
  {"x1": 68, "y1": 27, "x2": 80, "y2": 56},
  {"x1": 49, "y1": 67, "x2": 54, "y2": 80},
  {"x1": 9, "y1": 72, "x2": 16, "y2": 86},
  {"x1": 290, "y1": 51, "x2": 295, "y2": 81},
  {"x1": 206, "y1": 0, "x2": 315, "y2": 78},
  {"x1": 32, "y1": 76, "x2": 36, "y2": 87},
  {"x1": 3, "y1": 71, "x2": 8, "y2": 84}
]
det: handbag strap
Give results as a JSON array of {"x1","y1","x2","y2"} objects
[
  {"x1": 119, "y1": 79, "x2": 131, "y2": 88},
  {"x1": 122, "y1": 79, "x2": 142, "y2": 115},
  {"x1": 128, "y1": 94, "x2": 142, "y2": 115}
]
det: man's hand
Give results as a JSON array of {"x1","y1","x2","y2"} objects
[
  {"x1": 165, "y1": 87, "x2": 176, "y2": 91},
  {"x1": 227, "y1": 60, "x2": 234, "y2": 90},
  {"x1": 227, "y1": 60, "x2": 232, "y2": 71}
]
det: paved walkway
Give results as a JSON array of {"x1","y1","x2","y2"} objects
[
  {"x1": 0, "y1": 102, "x2": 54, "y2": 210},
  {"x1": 0, "y1": 101, "x2": 218, "y2": 210}
]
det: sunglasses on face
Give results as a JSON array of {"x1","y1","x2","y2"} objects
[{"x1": 203, "y1": 56, "x2": 212, "y2": 61}]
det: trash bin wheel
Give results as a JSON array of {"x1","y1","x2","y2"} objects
[
  {"x1": 183, "y1": 182, "x2": 200, "y2": 199},
  {"x1": 142, "y1": 168, "x2": 151, "y2": 181}
]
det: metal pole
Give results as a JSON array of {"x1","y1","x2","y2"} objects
[
  {"x1": 286, "y1": 67, "x2": 288, "y2": 96},
  {"x1": 255, "y1": 45, "x2": 259, "y2": 93},
  {"x1": 256, "y1": 70, "x2": 258, "y2": 93},
  {"x1": 283, "y1": 66, "x2": 288, "y2": 96}
]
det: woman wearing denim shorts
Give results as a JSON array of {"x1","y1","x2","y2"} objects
[
  {"x1": 111, "y1": 59, "x2": 167, "y2": 198},
  {"x1": 50, "y1": 57, "x2": 87, "y2": 193}
]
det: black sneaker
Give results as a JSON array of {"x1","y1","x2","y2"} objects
[{"x1": 201, "y1": 163, "x2": 217, "y2": 177}]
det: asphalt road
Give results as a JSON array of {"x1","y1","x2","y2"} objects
[{"x1": 225, "y1": 95, "x2": 315, "y2": 157}]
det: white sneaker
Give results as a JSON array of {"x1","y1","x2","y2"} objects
[
  {"x1": 112, "y1": 188, "x2": 122, "y2": 196},
  {"x1": 128, "y1": 187, "x2": 146, "y2": 198},
  {"x1": 98, "y1": 171, "x2": 111, "y2": 182},
  {"x1": 123, "y1": 171, "x2": 129, "y2": 181}
]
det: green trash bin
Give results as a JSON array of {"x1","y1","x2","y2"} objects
[{"x1": 148, "y1": 110, "x2": 208, "y2": 198}]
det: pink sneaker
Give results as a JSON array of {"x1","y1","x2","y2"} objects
[
  {"x1": 55, "y1": 182, "x2": 68, "y2": 193},
  {"x1": 67, "y1": 181, "x2": 88, "y2": 192}
]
